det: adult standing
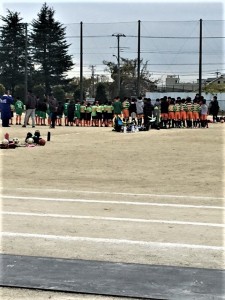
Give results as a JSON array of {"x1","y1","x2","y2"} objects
[
  {"x1": 22, "y1": 90, "x2": 37, "y2": 128},
  {"x1": 143, "y1": 98, "x2": 154, "y2": 130},
  {"x1": 48, "y1": 93, "x2": 58, "y2": 128},
  {"x1": 210, "y1": 96, "x2": 220, "y2": 123},
  {"x1": 0, "y1": 90, "x2": 14, "y2": 127},
  {"x1": 129, "y1": 98, "x2": 137, "y2": 122},
  {"x1": 67, "y1": 99, "x2": 75, "y2": 126},
  {"x1": 160, "y1": 97, "x2": 169, "y2": 128},
  {"x1": 136, "y1": 96, "x2": 144, "y2": 126}
]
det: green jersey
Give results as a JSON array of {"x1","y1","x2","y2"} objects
[
  {"x1": 64, "y1": 102, "x2": 69, "y2": 116},
  {"x1": 113, "y1": 101, "x2": 122, "y2": 114},
  {"x1": 105, "y1": 105, "x2": 114, "y2": 113},
  {"x1": 91, "y1": 105, "x2": 97, "y2": 117},
  {"x1": 15, "y1": 100, "x2": 24, "y2": 114},
  {"x1": 80, "y1": 105, "x2": 86, "y2": 113},
  {"x1": 102, "y1": 105, "x2": 107, "y2": 112},
  {"x1": 86, "y1": 106, "x2": 92, "y2": 113},
  {"x1": 96, "y1": 105, "x2": 102, "y2": 113},
  {"x1": 75, "y1": 103, "x2": 81, "y2": 118}
]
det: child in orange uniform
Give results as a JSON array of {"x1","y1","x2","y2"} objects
[
  {"x1": 168, "y1": 98, "x2": 175, "y2": 128},
  {"x1": 192, "y1": 99, "x2": 200, "y2": 128},
  {"x1": 186, "y1": 97, "x2": 193, "y2": 128}
]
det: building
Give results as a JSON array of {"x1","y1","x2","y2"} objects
[
  {"x1": 201, "y1": 74, "x2": 225, "y2": 86},
  {"x1": 156, "y1": 75, "x2": 198, "y2": 92},
  {"x1": 156, "y1": 74, "x2": 225, "y2": 93}
]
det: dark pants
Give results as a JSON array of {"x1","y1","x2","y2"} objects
[
  {"x1": 213, "y1": 114, "x2": 218, "y2": 122},
  {"x1": 2, "y1": 118, "x2": 10, "y2": 127},
  {"x1": 50, "y1": 112, "x2": 57, "y2": 128}
]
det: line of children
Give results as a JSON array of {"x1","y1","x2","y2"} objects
[
  {"x1": 153, "y1": 95, "x2": 209, "y2": 129},
  {"x1": 8, "y1": 95, "x2": 215, "y2": 129}
]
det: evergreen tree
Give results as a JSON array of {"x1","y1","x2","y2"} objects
[
  {"x1": 95, "y1": 83, "x2": 108, "y2": 103},
  {"x1": 30, "y1": 3, "x2": 73, "y2": 94},
  {"x1": 0, "y1": 10, "x2": 27, "y2": 94}
]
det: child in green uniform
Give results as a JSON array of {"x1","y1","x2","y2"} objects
[
  {"x1": 14, "y1": 97, "x2": 24, "y2": 125},
  {"x1": 96, "y1": 101, "x2": 103, "y2": 127},
  {"x1": 63, "y1": 99, "x2": 69, "y2": 126},
  {"x1": 46, "y1": 101, "x2": 51, "y2": 126},
  {"x1": 75, "y1": 100, "x2": 81, "y2": 126},
  {"x1": 85, "y1": 103, "x2": 92, "y2": 126},
  {"x1": 112, "y1": 97, "x2": 122, "y2": 125},
  {"x1": 102, "y1": 102, "x2": 108, "y2": 127},
  {"x1": 10, "y1": 103, "x2": 15, "y2": 125},
  {"x1": 105, "y1": 101, "x2": 114, "y2": 127},
  {"x1": 35, "y1": 96, "x2": 41, "y2": 125},
  {"x1": 39, "y1": 98, "x2": 48, "y2": 126},
  {"x1": 100, "y1": 103, "x2": 105, "y2": 127},
  {"x1": 91, "y1": 101, "x2": 97, "y2": 126}
]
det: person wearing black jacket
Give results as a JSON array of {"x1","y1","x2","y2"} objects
[
  {"x1": 129, "y1": 98, "x2": 137, "y2": 122},
  {"x1": 143, "y1": 98, "x2": 154, "y2": 130},
  {"x1": 38, "y1": 98, "x2": 48, "y2": 126},
  {"x1": 56, "y1": 101, "x2": 64, "y2": 126},
  {"x1": 210, "y1": 96, "x2": 220, "y2": 123},
  {"x1": 67, "y1": 100, "x2": 75, "y2": 126},
  {"x1": 48, "y1": 93, "x2": 58, "y2": 128},
  {"x1": 22, "y1": 90, "x2": 37, "y2": 128},
  {"x1": 160, "y1": 97, "x2": 169, "y2": 128}
]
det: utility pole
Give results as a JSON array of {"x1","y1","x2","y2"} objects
[
  {"x1": 80, "y1": 22, "x2": 83, "y2": 101},
  {"x1": 96, "y1": 75, "x2": 100, "y2": 83},
  {"x1": 89, "y1": 65, "x2": 96, "y2": 97},
  {"x1": 137, "y1": 20, "x2": 141, "y2": 97},
  {"x1": 112, "y1": 33, "x2": 126, "y2": 97},
  {"x1": 199, "y1": 19, "x2": 202, "y2": 97},
  {"x1": 24, "y1": 23, "x2": 28, "y2": 104}
]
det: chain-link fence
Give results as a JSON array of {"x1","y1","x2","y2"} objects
[{"x1": 64, "y1": 20, "x2": 224, "y2": 86}]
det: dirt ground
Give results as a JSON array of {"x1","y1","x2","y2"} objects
[{"x1": 0, "y1": 122, "x2": 224, "y2": 299}]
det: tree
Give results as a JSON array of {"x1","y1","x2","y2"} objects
[
  {"x1": 103, "y1": 57, "x2": 158, "y2": 98},
  {"x1": 95, "y1": 83, "x2": 108, "y2": 103},
  {"x1": 33, "y1": 84, "x2": 45, "y2": 100},
  {"x1": 0, "y1": 83, "x2": 5, "y2": 95},
  {"x1": 30, "y1": 3, "x2": 74, "y2": 94},
  {"x1": 52, "y1": 85, "x2": 65, "y2": 102},
  {"x1": 0, "y1": 10, "x2": 27, "y2": 94},
  {"x1": 14, "y1": 84, "x2": 25, "y2": 100},
  {"x1": 203, "y1": 83, "x2": 225, "y2": 94}
]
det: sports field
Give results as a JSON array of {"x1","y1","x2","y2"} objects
[{"x1": 0, "y1": 123, "x2": 225, "y2": 299}]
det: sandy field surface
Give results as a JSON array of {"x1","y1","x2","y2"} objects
[{"x1": 0, "y1": 122, "x2": 224, "y2": 299}]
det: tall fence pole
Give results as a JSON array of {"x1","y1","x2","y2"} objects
[
  {"x1": 112, "y1": 33, "x2": 125, "y2": 97},
  {"x1": 137, "y1": 20, "x2": 141, "y2": 97},
  {"x1": 199, "y1": 19, "x2": 203, "y2": 97},
  {"x1": 24, "y1": 23, "x2": 28, "y2": 104},
  {"x1": 80, "y1": 21, "x2": 83, "y2": 101}
]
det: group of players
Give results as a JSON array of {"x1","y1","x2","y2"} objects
[{"x1": 10, "y1": 94, "x2": 220, "y2": 129}]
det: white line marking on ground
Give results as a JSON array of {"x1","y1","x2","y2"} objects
[
  {"x1": 1, "y1": 232, "x2": 224, "y2": 251},
  {"x1": 1, "y1": 187, "x2": 224, "y2": 200},
  {"x1": 1, "y1": 195, "x2": 224, "y2": 210},
  {"x1": 2, "y1": 211, "x2": 224, "y2": 228}
]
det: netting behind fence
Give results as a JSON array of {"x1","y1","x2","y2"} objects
[{"x1": 64, "y1": 20, "x2": 225, "y2": 83}]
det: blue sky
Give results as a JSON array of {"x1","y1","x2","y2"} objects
[{"x1": 1, "y1": 1, "x2": 224, "y2": 83}]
